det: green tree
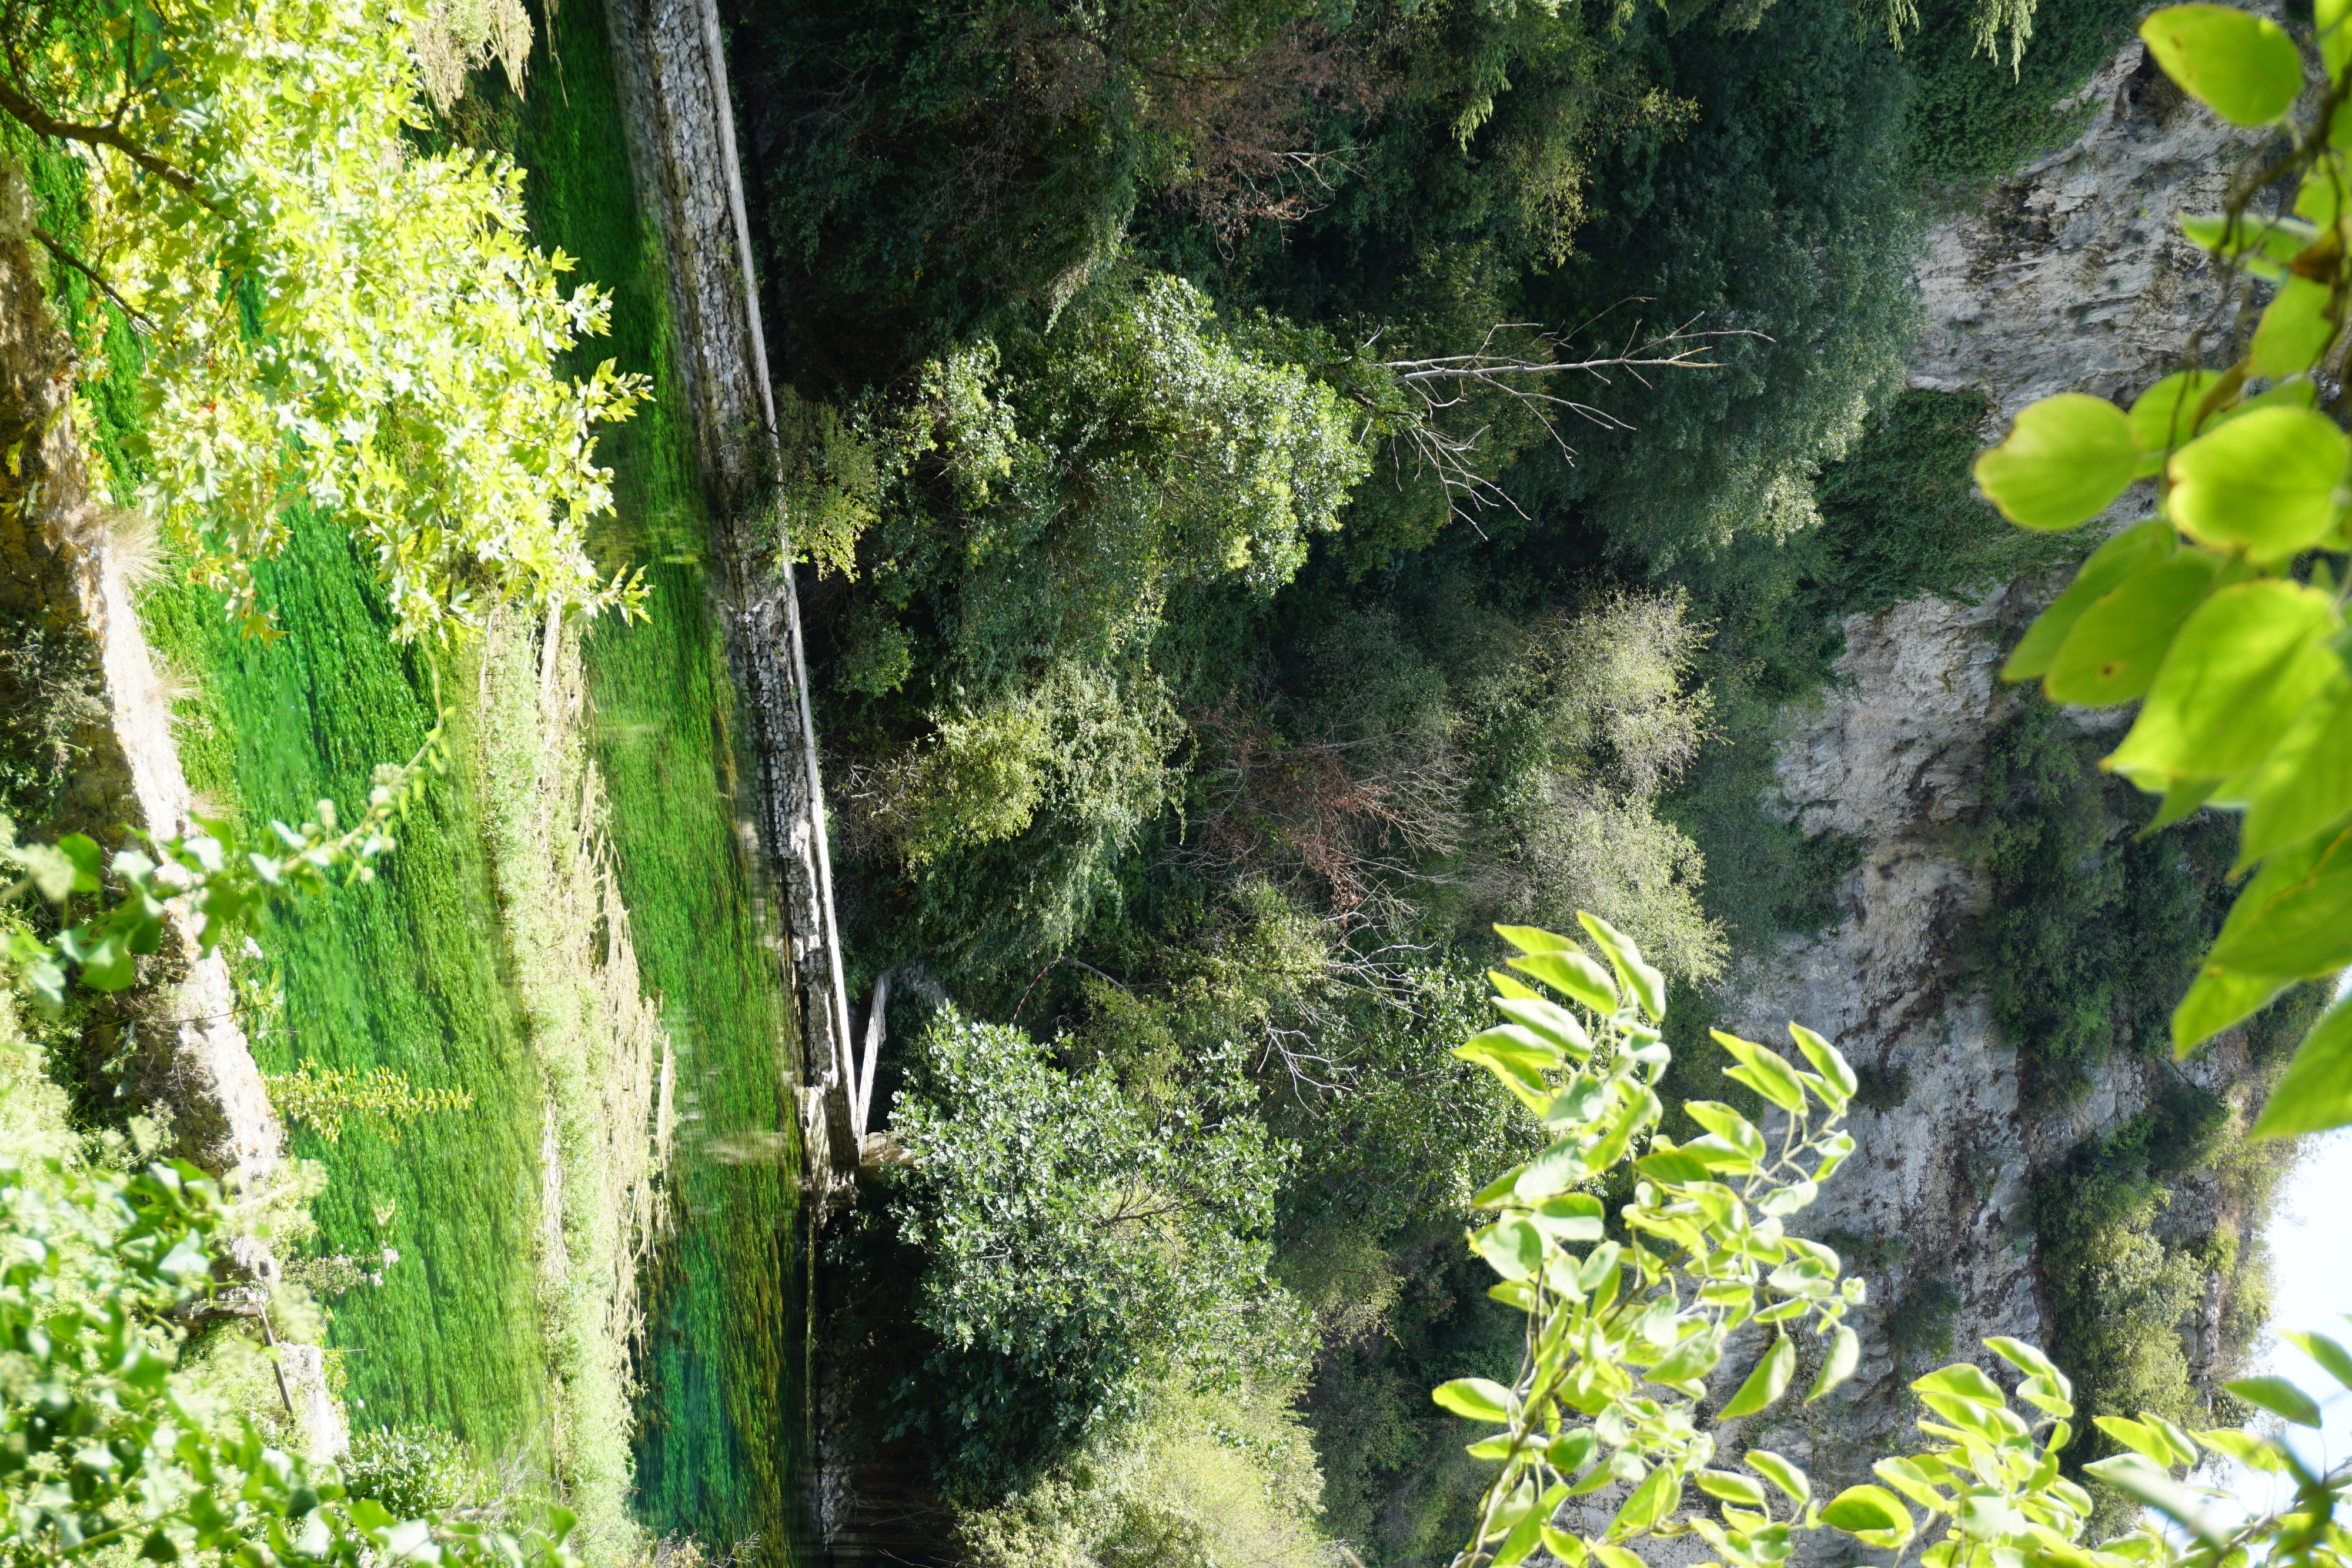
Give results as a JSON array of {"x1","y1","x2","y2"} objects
[
  {"x1": 0, "y1": 0, "x2": 646, "y2": 643},
  {"x1": 882, "y1": 1008, "x2": 1301, "y2": 1494}
]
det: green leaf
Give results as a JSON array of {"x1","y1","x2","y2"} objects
[
  {"x1": 2083, "y1": 1455, "x2": 2225, "y2": 1546},
  {"x1": 2129, "y1": 371, "x2": 2227, "y2": 454},
  {"x1": 1459, "y1": 1025, "x2": 1562, "y2": 1071},
  {"x1": 2210, "y1": 375, "x2": 2323, "y2": 433},
  {"x1": 1636, "y1": 1148, "x2": 1714, "y2": 1185},
  {"x1": 2172, "y1": 964, "x2": 2296, "y2": 1054},
  {"x1": 2320, "y1": 0, "x2": 2352, "y2": 78},
  {"x1": 2283, "y1": 1329, "x2": 2352, "y2": 1389},
  {"x1": 1608, "y1": 1460, "x2": 1681, "y2": 1539},
  {"x1": 2006, "y1": 521, "x2": 2177, "y2": 684},
  {"x1": 1808, "y1": 1325, "x2": 1860, "y2": 1403},
  {"x1": 1508, "y1": 948, "x2": 1618, "y2": 1014},
  {"x1": 1494, "y1": 997, "x2": 1595, "y2": 1059},
  {"x1": 1472, "y1": 1166, "x2": 1529, "y2": 1208},
  {"x1": 1910, "y1": 1363, "x2": 2006, "y2": 1407},
  {"x1": 1434, "y1": 1377, "x2": 1516, "y2": 1423},
  {"x1": 2093, "y1": 1416, "x2": 2173, "y2": 1463},
  {"x1": 2150, "y1": 774, "x2": 2226, "y2": 831},
  {"x1": 2167, "y1": 408, "x2": 2351, "y2": 559},
  {"x1": 1743, "y1": 1449, "x2": 1810, "y2": 1505},
  {"x1": 1650, "y1": 1330, "x2": 1723, "y2": 1385},
  {"x1": 1786, "y1": 1024, "x2": 1856, "y2": 1105},
  {"x1": 1721, "y1": 1336, "x2": 1795, "y2": 1419},
  {"x1": 1974, "y1": 394, "x2": 2140, "y2": 531},
  {"x1": 2238, "y1": 670, "x2": 2352, "y2": 866},
  {"x1": 2196, "y1": 1426, "x2": 2289, "y2": 1471},
  {"x1": 2140, "y1": 5, "x2": 2306, "y2": 125},
  {"x1": 2226, "y1": 1374, "x2": 2322, "y2": 1427},
  {"x1": 1494, "y1": 923, "x2": 1577, "y2": 958},
  {"x1": 1984, "y1": 1337, "x2": 2067, "y2": 1389},
  {"x1": 1873, "y1": 1458, "x2": 1950, "y2": 1513},
  {"x1": 1682, "y1": 1101, "x2": 1768, "y2": 1163},
  {"x1": 1576, "y1": 911, "x2": 1666, "y2": 1021},
  {"x1": 1711, "y1": 1030, "x2": 1806, "y2": 1114},
  {"x1": 2251, "y1": 277, "x2": 2341, "y2": 377},
  {"x1": 2207, "y1": 822, "x2": 2352, "y2": 975},
  {"x1": 2044, "y1": 553, "x2": 2225, "y2": 706},
  {"x1": 1820, "y1": 1485, "x2": 1912, "y2": 1543},
  {"x1": 1549, "y1": 1429, "x2": 1598, "y2": 1473},
  {"x1": 1474, "y1": 1218, "x2": 1546, "y2": 1283},
  {"x1": 2106, "y1": 581, "x2": 2342, "y2": 789},
  {"x1": 1494, "y1": 1512, "x2": 1547, "y2": 1566},
  {"x1": 1531, "y1": 1193, "x2": 1608, "y2": 1242},
  {"x1": 1695, "y1": 1470, "x2": 1768, "y2": 1509},
  {"x1": 9, "y1": 841, "x2": 86, "y2": 903},
  {"x1": 1516, "y1": 1138, "x2": 1595, "y2": 1202}
]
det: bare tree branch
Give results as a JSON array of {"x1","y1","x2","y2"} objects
[
  {"x1": 29, "y1": 225, "x2": 151, "y2": 330},
  {"x1": 1367, "y1": 310, "x2": 1769, "y2": 527}
]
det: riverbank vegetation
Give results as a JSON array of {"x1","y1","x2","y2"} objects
[{"x1": 1, "y1": 0, "x2": 798, "y2": 1558}]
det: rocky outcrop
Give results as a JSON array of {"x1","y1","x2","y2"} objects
[
  {"x1": 1693, "y1": 34, "x2": 2293, "y2": 1522},
  {"x1": 1910, "y1": 39, "x2": 2273, "y2": 426},
  {"x1": 0, "y1": 191, "x2": 283, "y2": 1209}
]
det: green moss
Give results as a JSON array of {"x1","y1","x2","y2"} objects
[
  {"x1": 1955, "y1": 702, "x2": 2254, "y2": 1101},
  {"x1": 1901, "y1": 0, "x2": 2146, "y2": 193}
]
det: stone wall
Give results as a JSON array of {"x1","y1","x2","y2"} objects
[{"x1": 599, "y1": 0, "x2": 860, "y2": 1196}]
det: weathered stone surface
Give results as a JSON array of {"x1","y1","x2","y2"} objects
[
  {"x1": 1693, "y1": 41, "x2": 2288, "y2": 1530},
  {"x1": 1910, "y1": 39, "x2": 2270, "y2": 424}
]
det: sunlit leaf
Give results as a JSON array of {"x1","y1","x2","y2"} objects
[
  {"x1": 2043, "y1": 553, "x2": 2224, "y2": 706},
  {"x1": 1434, "y1": 1377, "x2": 1515, "y2": 1423},
  {"x1": 2140, "y1": 5, "x2": 2305, "y2": 125},
  {"x1": 1722, "y1": 1336, "x2": 1795, "y2": 1419},
  {"x1": 2253, "y1": 999, "x2": 2352, "y2": 1135},
  {"x1": 1974, "y1": 394, "x2": 2139, "y2": 531},
  {"x1": 2227, "y1": 1375, "x2": 2322, "y2": 1427},
  {"x1": 2106, "y1": 582, "x2": 2340, "y2": 790},
  {"x1": 2166, "y1": 409, "x2": 2350, "y2": 559}
]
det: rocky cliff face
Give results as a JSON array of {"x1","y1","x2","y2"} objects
[
  {"x1": 1708, "y1": 38, "x2": 2276, "y2": 1509},
  {"x1": 1910, "y1": 39, "x2": 2273, "y2": 426}
]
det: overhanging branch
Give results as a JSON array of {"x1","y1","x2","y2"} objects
[{"x1": 0, "y1": 73, "x2": 203, "y2": 199}]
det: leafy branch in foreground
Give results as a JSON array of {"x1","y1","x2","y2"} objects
[
  {"x1": 1434, "y1": 914, "x2": 1864, "y2": 1566},
  {"x1": 0, "y1": 725, "x2": 443, "y2": 1009},
  {"x1": 0, "y1": 1104, "x2": 579, "y2": 1568},
  {"x1": 1971, "y1": 3, "x2": 2352, "y2": 1134},
  {"x1": 1444, "y1": 919, "x2": 2352, "y2": 1568},
  {"x1": 1, "y1": 0, "x2": 648, "y2": 643}
]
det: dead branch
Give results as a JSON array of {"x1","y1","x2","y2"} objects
[{"x1": 1369, "y1": 312, "x2": 1768, "y2": 526}]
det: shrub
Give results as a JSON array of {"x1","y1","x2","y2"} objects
[{"x1": 884, "y1": 1009, "x2": 1302, "y2": 1494}]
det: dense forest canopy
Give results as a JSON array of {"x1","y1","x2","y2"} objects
[
  {"x1": 714, "y1": 0, "x2": 2293, "y2": 1558},
  {"x1": 9, "y1": 0, "x2": 2351, "y2": 1563}
]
